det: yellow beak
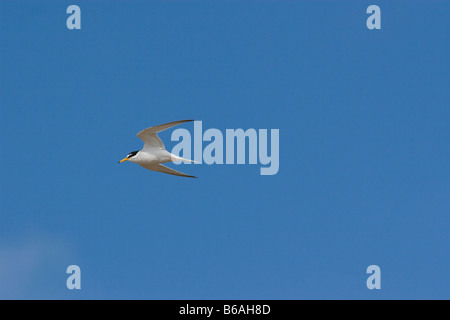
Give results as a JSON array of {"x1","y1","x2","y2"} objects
[{"x1": 119, "y1": 157, "x2": 129, "y2": 163}]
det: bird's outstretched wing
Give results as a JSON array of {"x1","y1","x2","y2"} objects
[
  {"x1": 137, "y1": 120, "x2": 194, "y2": 150},
  {"x1": 140, "y1": 163, "x2": 197, "y2": 178}
]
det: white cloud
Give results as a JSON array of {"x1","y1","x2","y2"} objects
[{"x1": 0, "y1": 234, "x2": 71, "y2": 299}]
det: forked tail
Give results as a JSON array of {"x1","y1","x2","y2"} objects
[{"x1": 170, "y1": 154, "x2": 199, "y2": 164}]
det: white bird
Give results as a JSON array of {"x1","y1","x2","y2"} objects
[{"x1": 119, "y1": 120, "x2": 197, "y2": 178}]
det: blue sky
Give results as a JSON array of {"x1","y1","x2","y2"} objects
[{"x1": 0, "y1": 0, "x2": 449, "y2": 299}]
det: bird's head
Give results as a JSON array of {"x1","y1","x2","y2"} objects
[{"x1": 119, "y1": 150, "x2": 139, "y2": 163}]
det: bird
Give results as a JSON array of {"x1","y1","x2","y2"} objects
[{"x1": 119, "y1": 119, "x2": 197, "y2": 178}]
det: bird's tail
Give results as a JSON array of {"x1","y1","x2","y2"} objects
[{"x1": 170, "y1": 154, "x2": 199, "y2": 164}]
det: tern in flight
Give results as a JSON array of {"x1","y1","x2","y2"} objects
[{"x1": 119, "y1": 120, "x2": 197, "y2": 178}]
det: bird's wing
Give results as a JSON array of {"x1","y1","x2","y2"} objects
[
  {"x1": 137, "y1": 120, "x2": 194, "y2": 150},
  {"x1": 140, "y1": 163, "x2": 197, "y2": 178}
]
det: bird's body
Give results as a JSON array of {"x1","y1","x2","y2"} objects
[
  {"x1": 128, "y1": 149, "x2": 172, "y2": 165},
  {"x1": 119, "y1": 120, "x2": 197, "y2": 178}
]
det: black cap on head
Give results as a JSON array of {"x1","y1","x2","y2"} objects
[{"x1": 127, "y1": 150, "x2": 139, "y2": 158}]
